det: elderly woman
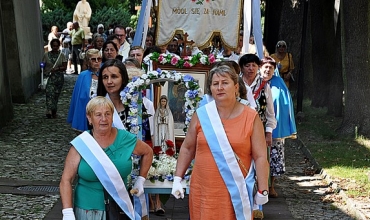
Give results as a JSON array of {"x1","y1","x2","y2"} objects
[
  {"x1": 60, "y1": 96, "x2": 153, "y2": 219},
  {"x1": 171, "y1": 65, "x2": 269, "y2": 219},
  {"x1": 92, "y1": 35, "x2": 104, "y2": 51},
  {"x1": 261, "y1": 56, "x2": 297, "y2": 198},
  {"x1": 67, "y1": 49, "x2": 102, "y2": 131},
  {"x1": 239, "y1": 54, "x2": 277, "y2": 146},
  {"x1": 102, "y1": 40, "x2": 121, "y2": 62},
  {"x1": 97, "y1": 59, "x2": 129, "y2": 129},
  {"x1": 42, "y1": 38, "x2": 67, "y2": 119},
  {"x1": 270, "y1": 41, "x2": 295, "y2": 88}
]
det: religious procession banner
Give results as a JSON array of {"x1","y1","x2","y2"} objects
[{"x1": 156, "y1": 0, "x2": 243, "y2": 49}]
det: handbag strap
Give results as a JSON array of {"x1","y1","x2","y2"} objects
[{"x1": 234, "y1": 152, "x2": 248, "y2": 174}]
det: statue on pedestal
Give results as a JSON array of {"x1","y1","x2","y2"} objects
[
  {"x1": 154, "y1": 95, "x2": 175, "y2": 152},
  {"x1": 73, "y1": 0, "x2": 92, "y2": 36}
]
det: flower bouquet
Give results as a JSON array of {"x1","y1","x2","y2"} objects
[{"x1": 130, "y1": 140, "x2": 192, "y2": 186}]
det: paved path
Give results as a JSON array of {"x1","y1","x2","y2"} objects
[{"x1": 0, "y1": 74, "x2": 363, "y2": 219}]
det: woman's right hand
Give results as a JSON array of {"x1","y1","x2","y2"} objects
[{"x1": 62, "y1": 208, "x2": 76, "y2": 220}]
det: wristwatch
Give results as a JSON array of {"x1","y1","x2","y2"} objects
[{"x1": 258, "y1": 189, "x2": 269, "y2": 196}]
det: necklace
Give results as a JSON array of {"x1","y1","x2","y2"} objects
[{"x1": 220, "y1": 102, "x2": 237, "y2": 120}]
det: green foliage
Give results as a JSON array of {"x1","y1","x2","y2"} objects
[
  {"x1": 41, "y1": 0, "x2": 131, "y2": 12},
  {"x1": 89, "y1": 6, "x2": 132, "y2": 30},
  {"x1": 41, "y1": 8, "x2": 73, "y2": 44}
]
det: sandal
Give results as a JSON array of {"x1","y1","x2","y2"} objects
[
  {"x1": 269, "y1": 187, "x2": 278, "y2": 198},
  {"x1": 253, "y1": 209, "x2": 264, "y2": 219},
  {"x1": 155, "y1": 207, "x2": 165, "y2": 216}
]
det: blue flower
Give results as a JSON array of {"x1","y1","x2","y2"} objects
[
  {"x1": 183, "y1": 74, "x2": 194, "y2": 82},
  {"x1": 187, "y1": 90, "x2": 198, "y2": 99},
  {"x1": 123, "y1": 86, "x2": 130, "y2": 93},
  {"x1": 166, "y1": 175, "x2": 174, "y2": 181},
  {"x1": 156, "y1": 68, "x2": 162, "y2": 73},
  {"x1": 132, "y1": 76, "x2": 139, "y2": 82},
  {"x1": 130, "y1": 102, "x2": 138, "y2": 109},
  {"x1": 120, "y1": 90, "x2": 126, "y2": 98}
]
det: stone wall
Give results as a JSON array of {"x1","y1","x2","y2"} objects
[{"x1": 0, "y1": 0, "x2": 44, "y2": 128}]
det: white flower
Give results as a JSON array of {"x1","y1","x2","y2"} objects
[
  {"x1": 200, "y1": 56, "x2": 207, "y2": 64},
  {"x1": 143, "y1": 53, "x2": 152, "y2": 63},
  {"x1": 141, "y1": 74, "x2": 148, "y2": 79}
]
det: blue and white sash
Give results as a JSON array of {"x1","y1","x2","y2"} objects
[
  {"x1": 197, "y1": 101, "x2": 254, "y2": 220},
  {"x1": 105, "y1": 94, "x2": 125, "y2": 130},
  {"x1": 105, "y1": 94, "x2": 148, "y2": 218},
  {"x1": 71, "y1": 131, "x2": 140, "y2": 220}
]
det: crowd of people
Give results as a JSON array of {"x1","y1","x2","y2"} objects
[{"x1": 42, "y1": 18, "x2": 298, "y2": 219}]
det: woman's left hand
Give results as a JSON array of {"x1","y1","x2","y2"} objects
[
  {"x1": 265, "y1": 132, "x2": 272, "y2": 147},
  {"x1": 254, "y1": 192, "x2": 269, "y2": 205}
]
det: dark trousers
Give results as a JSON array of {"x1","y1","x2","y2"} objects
[{"x1": 72, "y1": 44, "x2": 83, "y2": 73}]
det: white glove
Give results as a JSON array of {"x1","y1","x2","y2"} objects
[
  {"x1": 254, "y1": 192, "x2": 269, "y2": 205},
  {"x1": 171, "y1": 176, "x2": 184, "y2": 199},
  {"x1": 132, "y1": 176, "x2": 145, "y2": 197},
  {"x1": 62, "y1": 208, "x2": 76, "y2": 220}
]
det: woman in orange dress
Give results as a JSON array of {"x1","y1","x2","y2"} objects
[{"x1": 172, "y1": 65, "x2": 269, "y2": 219}]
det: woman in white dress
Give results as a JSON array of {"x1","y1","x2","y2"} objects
[{"x1": 153, "y1": 95, "x2": 175, "y2": 152}]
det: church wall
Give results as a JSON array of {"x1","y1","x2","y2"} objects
[
  {"x1": 0, "y1": 0, "x2": 43, "y2": 127},
  {"x1": 2, "y1": 0, "x2": 44, "y2": 103},
  {"x1": 0, "y1": 1, "x2": 14, "y2": 128}
]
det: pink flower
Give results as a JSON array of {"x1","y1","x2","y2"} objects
[
  {"x1": 158, "y1": 55, "x2": 164, "y2": 62},
  {"x1": 171, "y1": 56, "x2": 179, "y2": 65},
  {"x1": 184, "y1": 61, "x2": 192, "y2": 68},
  {"x1": 208, "y1": 54, "x2": 216, "y2": 63},
  {"x1": 183, "y1": 56, "x2": 190, "y2": 61}
]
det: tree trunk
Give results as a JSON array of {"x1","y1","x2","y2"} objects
[
  {"x1": 337, "y1": 0, "x2": 370, "y2": 137},
  {"x1": 264, "y1": 0, "x2": 305, "y2": 96},
  {"x1": 310, "y1": 0, "x2": 335, "y2": 108},
  {"x1": 264, "y1": 0, "x2": 283, "y2": 54},
  {"x1": 327, "y1": 8, "x2": 343, "y2": 117}
]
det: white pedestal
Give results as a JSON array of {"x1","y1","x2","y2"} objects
[{"x1": 143, "y1": 179, "x2": 189, "y2": 194}]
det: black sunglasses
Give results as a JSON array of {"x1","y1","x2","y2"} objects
[
  {"x1": 89, "y1": 57, "x2": 102, "y2": 62},
  {"x1": 277, "y1": 44, "x2": 286, "y2": 48}
]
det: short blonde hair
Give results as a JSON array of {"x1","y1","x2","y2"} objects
[
  {"x1": 127, "y1": 67, "x2": 144, "y2": 80},
  {"x1": 85, "y1": 49, "x2": 101, "y2": 62},
  {"x1": 86, "y1": 96, "x2": 114, "y2": 117}
]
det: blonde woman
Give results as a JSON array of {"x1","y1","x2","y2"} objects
[{"x1": 67, "y1": 49, "x2": 102, "y2": 131}]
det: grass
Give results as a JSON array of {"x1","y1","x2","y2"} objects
[{"x1": 296, "y1": 100, "x2": 370, "y2": 198}]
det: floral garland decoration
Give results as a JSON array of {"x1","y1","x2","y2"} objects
[
  {"x1": 143, "y1": 52, "x2": 219, "y2": 69},
  {"x1": 120, "y1": 68, "x2": 202, "y2": 134}
]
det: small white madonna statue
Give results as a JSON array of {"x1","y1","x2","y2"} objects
[
  {"x1": 73, "y1": 0, "x2": 92, "y2": 28},
  {"x1": 154, "y1": 95, "x2": 175, "y2": 152}
]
